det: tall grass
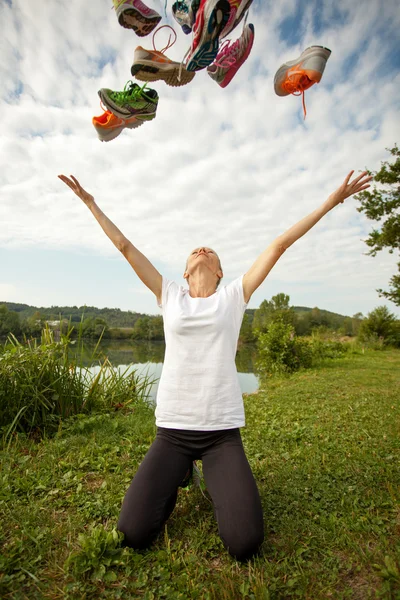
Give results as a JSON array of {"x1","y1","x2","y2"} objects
[{"x1": 0, "y1": 326, "x2": 156, "y2": 441}]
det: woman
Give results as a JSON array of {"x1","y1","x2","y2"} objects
[{"x1": 58, "y1": 170, "x2": 372, "y2": 560}]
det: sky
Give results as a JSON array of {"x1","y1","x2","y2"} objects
[{"x1": 1, "y1": 0, "x2": 400, "y2": 318}]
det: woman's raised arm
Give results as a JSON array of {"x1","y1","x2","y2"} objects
[
  {"x1": 58, "y1": 175, "x2": 162, "y2": 303},
  {"x1": 242, "y1": 170, "x2": 372, "y2": 303}
]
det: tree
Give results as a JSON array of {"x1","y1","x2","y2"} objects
[
  {"x1": 81, "y1": 317, "x2": 110, "y2": 339},
  {"x1": 131, "y1": 316, "x2": 164, "y2": 341},
  {"x1": 0, "y1": 305, "x2": 21, "y2": 337},
  {"x1": 239, "y1": 313, "x2": 255, "y2": 343},
  {"x1": 356, "y1": 144, "x2": 400, "y2": 305},
  {"x1": 358, "y1": 306, "x2": 400, "y2": 347},
  {"x1": 252, "y1": 293, "x2": 296, "y2": 334}
]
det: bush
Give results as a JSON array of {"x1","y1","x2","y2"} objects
[
  {"x1": 255, "y1": 321, "x2": 352, "y2": 377},
  {"x1": 309, "y1": 330, "x2": 349, "y2": 359},
  {"x1": 358, "y1": 306, "x2": 400, "y2": 348},
  {"x1": 256, "y1": 320, "x2": 313, "y2": 375}
]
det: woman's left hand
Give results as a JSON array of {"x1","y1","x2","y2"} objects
[{"x1": 327, "y1": 171, "x2": 373, "y2": 209}]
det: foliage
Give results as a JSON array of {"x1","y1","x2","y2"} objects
[
  {"x1": 256, "y1": 320, "x2": 314, "y2": 374},
  {"x1": 308, "y1": 328, "x2": 350, "y2": 359},
  {"x1": 252, "y1": 294, "x2": 296, "y2": 335},
  {"x1": 132, "y1": 315, "x2": 164, "y2": 341},
  {"x1": 358, "y1": 305, "x2": 400, "y2": 347},
  {"x1": 239, "y1": 313, "x2": 256, "y2": 343},
  {"x1": 0, "y1": 350, "x2": 399, "y2": 598},
  {"x1": 356, "y1": 144, "x2": 400, "y2": 305},
  {"x1": 0, "y1": 304, "x2": 22, "y2": 337},
  {"x1": 81, "y1": 316, "x2": 111, "y2": 339},
  {"x1": 1, "y1": 302, "x2": 145, "y2": 327},
  {"x1": 65, "y1": 526, "x2": 125, "y2": 581},
  {"x1": 0, "y1": 327, "x2": 156, "y2": 439}
]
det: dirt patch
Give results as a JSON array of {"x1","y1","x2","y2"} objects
[{"x1": 84, "y1": 474, "x2": 105, "y2": 491}]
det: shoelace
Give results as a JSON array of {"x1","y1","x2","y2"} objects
[
  {"x1": 213, "y1": 38, "x2": 240, "y2": 68},
  {"x1": 109, "y1": 81, "x2": 154, "y2": 104},
  {"x1": 212, "y1": 8, "x2": 250, "y2": 68},
  {"x1": 192, "y1": 461, "x2": 212, "y2": 503},
  {"x1": 281, "y1": 71, "x2": 312, "y2": 119},
  {"x1": 150, "y1": 24, "x2": 186, "y2": 83},
  {"x1": 213, "y1": 13, "x2": 251, "y2": 69},
  {"x1": 152, "y1": 24, "x2": 177, "y2": 54}
]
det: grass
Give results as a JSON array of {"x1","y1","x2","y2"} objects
[{"x1": 0, "y1": 349, "x2": 399, "y2": 599}]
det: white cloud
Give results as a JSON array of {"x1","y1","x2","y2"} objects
[{"x1": 0, "y1": 0, "x2": 399, "y2": 317}]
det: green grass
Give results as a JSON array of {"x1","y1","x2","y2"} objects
[{"x1": 1, "y1": 350, "x2": 399, "y2": 599}]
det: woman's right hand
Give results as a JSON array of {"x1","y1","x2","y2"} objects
[{"x1": 58, "y1": 175, "x2": 94, "y2": 207}]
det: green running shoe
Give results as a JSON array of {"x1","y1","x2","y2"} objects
[{"x1": 98, "y1": 81, "x2": 158, "y2": 120}]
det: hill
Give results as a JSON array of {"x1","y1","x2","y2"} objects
[{"x1": 1, "y1": 302, "x2": 352, "y2": 329}]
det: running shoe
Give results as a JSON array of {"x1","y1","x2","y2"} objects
[
  {"x1": 220, "y1": 0, "x2": 253, "y2": 39},
  {"x1": 172, "y1": 0, "x2": 201, "y2": 34},
  {"x1": 92, "y1": 109, "x2": 154, "y2": 142},
  {"x1": 207, "y1": 22, "x2": 254, "y2": 87},
  {"x1": 185, "y1": 0, "x2": 231, "y2": 71},
  {"x1": 113, "y1": 0, "x2": 161, "y2": 37},
  {"x1": 179, "y1": 462, "x2": 193, "y2": 488},
  {"x1": 98, "y1": 81, "x2": 158, "y2": 120},
  {"x1": 132, "y1": 46, "x2": 196, "y2": 86},
  {"x1": 274, "y1": 45, "x2": 331, "y2": 118}
]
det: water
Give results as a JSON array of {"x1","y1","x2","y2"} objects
[{"x1": 85, "y1": 340, "x2": 259, "y2": 401}]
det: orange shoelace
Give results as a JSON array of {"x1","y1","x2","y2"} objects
[{"x1": 282, "y1": 70, "x2": 315, "y2": 119}]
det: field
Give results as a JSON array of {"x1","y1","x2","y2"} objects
[{"x1": 1, "y1": 349, "x2": 399, "y2": 599}]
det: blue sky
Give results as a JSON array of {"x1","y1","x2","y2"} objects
[{"x1": 1, "y1": 0, "x2": 399, "y2": 317}]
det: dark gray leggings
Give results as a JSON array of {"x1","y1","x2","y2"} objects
[{"x1": 117, "y1": 427, "x2": 264, "y2": 561}]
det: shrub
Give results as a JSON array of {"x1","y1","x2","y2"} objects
[
  {"x1": 358, "y1": 306, "x2": 400, "y2": 348},
  {"x1": 256, "y1": 320, "x2": 313, "y2": 375}
]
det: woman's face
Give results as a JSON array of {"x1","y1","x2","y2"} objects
[{"x1": 184, "y1": 247, "x2": 223, "y2": 281}]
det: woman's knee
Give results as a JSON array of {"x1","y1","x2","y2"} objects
[
  {"x1": 117, "y1": 514, "x2": 158, "y2": 550},
  {"x1": 224, "y1": 527, "x2": 264, "y2": 561}
]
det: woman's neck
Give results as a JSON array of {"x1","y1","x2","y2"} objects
[{"x1": 187, "y1": 273, "x2": 217, "y2": 298}]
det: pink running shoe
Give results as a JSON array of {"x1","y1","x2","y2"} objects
[
  {"x1": 113, "y1": 0, "x2": 161, "y2": 37},
  {"x1": 220, "y1": 0, "x2": 253, "y2": 39},
  {"x1": 207, "y1": 22, "x2": 254, "y2": 87}
]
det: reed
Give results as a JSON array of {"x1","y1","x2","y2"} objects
[{"x1": 0, "y1": 325, "x2": 156, "y2": 441}]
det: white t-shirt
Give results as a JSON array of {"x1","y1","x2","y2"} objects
[{"x1": 155, "y1": 275, "x2": 248, "y2": 431}]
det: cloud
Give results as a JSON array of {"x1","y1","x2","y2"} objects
[{"x1": 0, "y1": 0, "x2": 399, "y2": 317}]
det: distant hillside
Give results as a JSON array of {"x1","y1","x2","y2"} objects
[
  {"x1": 0, "y1": 302, "x2": 146, "y2": 328},
  {"x1": 1, "y1": 302, "x2": 351, "y2": 328}
]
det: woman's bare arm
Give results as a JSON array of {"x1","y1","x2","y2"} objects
[
  {"x1": 58, "y1": 175, "x2": 162, "y2": 302},
  {"x1": 242, "y1": 171, "x2": 372, "y2": 303}
]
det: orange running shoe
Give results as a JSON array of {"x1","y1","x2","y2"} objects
[
  {"x1": 132, "y1": 46, "x2": 196, "y2": 86},
  {"x1": 92, "y1": 109, "x2": 155, "y2": 142},
  {"x1": 274, "y1": 45, "x2": 331, "y2": 118}
]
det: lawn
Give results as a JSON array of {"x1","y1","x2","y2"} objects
[{"x1": 1, "y1": 349, "x2": 399, "y2": 599}]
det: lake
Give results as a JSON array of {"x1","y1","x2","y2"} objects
[{"x1": 82, "y1": 340, "x2": 260, "y2": 401}]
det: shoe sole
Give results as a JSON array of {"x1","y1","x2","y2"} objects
[
  {"x1": 172, "y1": 0, "x2": 201, "y2": 34},
  {"x1": 116, "y1": 6, "x2": 161, "y2": 36},
  {"x1": 98, "y1": 89, "x2": 158, "y2": 120},
  {"x1": 94, "y1": 117, "x2": 147, "y2": 142},
  {"x1": 221, "y1": 0, "x2": 253, "y2": 38},
  {"x1": 274, "y1": 45, "x2": 331, "y2": 96},
  {"x1": 186, "y1": 0, "x2": 231, "y2": 71},
  {"x1": 131, "y1": 61, "x2": 196, "y2": 87}
]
